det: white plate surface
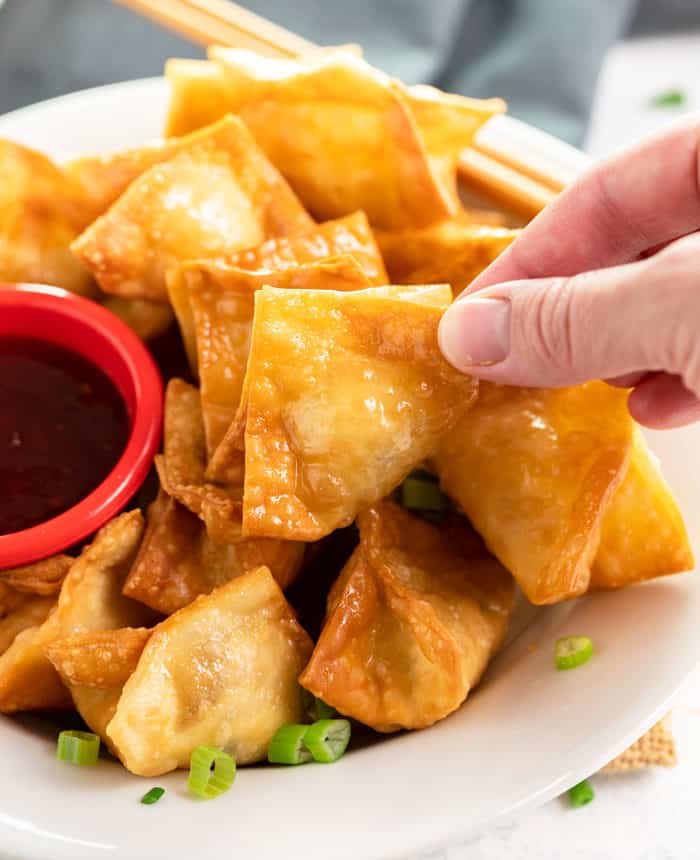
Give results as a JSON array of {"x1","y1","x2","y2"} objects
[{"x1": 0, "y1": 80, "x2": 698, "y2": 860}]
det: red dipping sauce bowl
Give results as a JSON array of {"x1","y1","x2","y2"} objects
[{"x1": 0, "y1": 284, "x2": 163, "y2": 568}]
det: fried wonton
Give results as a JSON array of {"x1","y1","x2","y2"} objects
[
  {"x1": 0, "y1": 139, "x2": 95, "y2": 296},
  {"x1": 223, "y1": 284, "x2": 476, "y2": 541},
  {"x1": 433, "y1": 382, "x2": 635, "y2": 605},
  {"x1": 376, "y1": 219, "x2": 518, "y2": 294},
  {"x1": 590, "y1": 427, "x2": 693, "y2": 589},
  {"x1": 106, "y1": 566, "x2": 313, "y2": 776},
  {"x1": 72, "y1": 115, "x2": 313, "y2": 302},
  {"x1": 157, "y1": 378, "x2": 246, "y2": 539},
  {"x1": 102, "y1": 295, "x2": 174, "y2": 341},
  {"x1": 300, "y1": 502, "x2": 514, "y2": 731},
  {"x1": 0, "y1": 554, "x2": 73, "y2": 596},
  {"x1": 204, "y1": 48, "x2": 497, "y2": 228},
  {"x1": 123, "y1": 489, "x2": 304, "y2": 614},
  {"x1": 165, "y1": 58, "x2": 237, "y2": 138},
  {"x1": 0, "y1": 511, "x2": 154, "y2": 712},
  {"x1": 175, "y1": 256, "x2": 372, "y2": 458},
  {"x1": 169, "y1": 210, "x2": 388, "y2": 375},
  {"x1": 0, "y1": 593, "x2": 56, "y2": 656}
]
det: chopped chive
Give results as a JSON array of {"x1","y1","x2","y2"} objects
[
  {"x1": 555, "y1": 636, "x2": 593, "y2": 670},
  {"x1": 268, "y1": 724, "x2": 313, "y2": 765},
  {"x1": 303, "y1": 719, "x2": 351, "y2": 764},
  {"x1": 56, "y1": 730, "x2": 100, "y2": 766},
  {"x1": 187, "y1": 747, "x2": 236, "y2": 799},
  {"x1": 140, "y1": 787, "x2": 165, "y2": 805},
  {"x1": 401, "y1": 477, "x2": 448, "y2": 513},
  {"x1": 310, "y1": 697, "x2": 336, "y2": 721},
  {"x1": 649, "y1": 89, "x2": 686, "y2": 108},
  {"x1": 568, "y1": 779, "x2": 595, "y2": 808}
]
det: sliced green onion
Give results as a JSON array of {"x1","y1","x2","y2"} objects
[
  {"x1": 568, "y1": 779, "x2": 595, "y2": 808},
  {"x1": 555, "y1": 636, "x2": 593, "y2": 670},
  {"x1": 309, "y1": 697, "x2": 336, "y2": 721},
  {"x1": 303, "y1": 719, "x2": 351, "y2": 764},
  {"x1": 56, "y1": 730, "x2": 100, "y2": 765},
  {"x1": 401, "y1": 477, "x2": 448, "y2": 513},
  {"x1": 140, "y1": 787, "x2": 165, "y2": 805},
  {"x1": 650, "y1": 89, "x2": 686, "y2": 108},
  {"x1": 187, "y1": 747, "x2": 236, "y2": 799},
  {"x1": 268, "y1": 724, "x2": 313, "y2": 765}
]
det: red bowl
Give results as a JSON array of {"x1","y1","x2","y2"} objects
[{"x1": 0, "y1": 284, "x2": 163, "y2": 568}]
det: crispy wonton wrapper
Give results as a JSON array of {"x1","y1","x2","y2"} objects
[
  {"x1": 195, "y1": 49, "x2": 501, "y2": 228},
  {"x1": 0, "y1": 511, "x2": 154, "y2": 712},
  {"x1": 376, "y1": 219, "x2": 518, "y2": 294},
  {"x1": 590, "y1": 427, "x2": 693, "y2": 589},
  {"x1": 157, "y1": 378, "x2": 246, "y2": 539},
  {"x1": 174, "y1": 256, "x2": 372, "y2": 458},
  {"x1": 0, "y1": 139, "x2": 95, "y2": 296},
  {"x1": 106, "y1": 566, "x2": 313, "y2": 776},
  {"x1": 0, "y1": 554, "x2": 73, "y2": 596},
  {"x1": 123, "y1": 489, "x2": 304, "y2": 614},
  {"x1": 433, "y1": 382, "x2": 635, "y2": 605},
  {"x1": 72, "y1": 115, "x2": 313, "y2": 302},
  {"x1": 169, "y1": 210, "x2": 388, "y2": 374},
  {"x1": 0, "y1": 592, "x2": 56, "y2": 657},
  {"x1": 223, "y1": 284, "x2": 476, "y2": 541},
  {"x1": 101, "y1": 295, "x2": 174, "y2": 341},
  {"x1": 300, "y1": 501, "x2": 514, "y2": 731}
]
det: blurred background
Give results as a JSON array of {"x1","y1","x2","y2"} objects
[{"x1": 0, "y1": 0, "x2": 699, "y2": 153}]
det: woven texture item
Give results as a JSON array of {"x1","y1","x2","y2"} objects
[{"x1": 602, "y1": 717, "x2": 677, "y2": 773}]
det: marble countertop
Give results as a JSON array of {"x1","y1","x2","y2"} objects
[{"x1": 422, "y1": 30, "x2": 700, "y2": 860}]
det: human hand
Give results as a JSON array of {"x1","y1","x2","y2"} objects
[{"x1": 439, "y1": 117, "x2": 700, "y2": 429}]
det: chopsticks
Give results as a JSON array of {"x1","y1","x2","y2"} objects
[{"x1": 114, "y1": 0, "x2": 590, "y2": 216}]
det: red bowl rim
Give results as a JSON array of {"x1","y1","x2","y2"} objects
[{"x1": 0, "y1": 284, "x2": 163, "y2": 568}]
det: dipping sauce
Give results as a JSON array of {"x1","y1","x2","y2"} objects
[{"x1": 0, "y1": 337, "x2": 129, "y2": 535}]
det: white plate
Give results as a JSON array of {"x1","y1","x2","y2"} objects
[{"x1": 0, "y1": 81, "x2": 699, "y2": 860}]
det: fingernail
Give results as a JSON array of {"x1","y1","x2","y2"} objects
[{"x1": 439, "y1": 297, "x2": 511, "y2": 369}]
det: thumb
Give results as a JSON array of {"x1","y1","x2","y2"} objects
[{"x1": 439, "y1": 233, "x2": 700, "y2": 393}]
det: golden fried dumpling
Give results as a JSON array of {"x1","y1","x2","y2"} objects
[
  {"x1": 106, "y1": 566, "x2": 313, "y2": 776},
  {"x1": 204, "y1": 49, "x2": 461, "y2": 228},
  {"x1": 0, "y1": 139, "x2": 95, "y2": 296},
  {"x1": 72, "y1": 115, "x2": 313, "y2": 302},
  {"x1": 165, "y1": 58, "x2": 237, "y2": 138},
  {"x1": 300, "y1": 501, "x2": 514, "y2": 732},
  {"x1": 176, "y1": 256, "x2": 372, "y2": 458},
  {"x1": 123, "y1": 489, "x2": 304, "y2": 614},
  {"x1": 223, "y1": 284, "x2": 476, "y2": 541},
  {"x1": 591, "y1": 427, "x2": 693, "y2": 589},
  {"x1": 102, "y1": 296, "x2": 174, "y2": 341},
  {"x1": 0, "y1": 586, "x2": 56, "y2": 656},
  {"x1": 0, "y1": 554, "x2": 73, "y2": 595},
  {"x1": 156, "y1": 378, "x2": 245, "y2": 539},
  {"x1": 0, "y1": 511, "x2": 154, "y2": 712},
  {"x1": 376, "y1": 218, "x2": 518, "y2": 294},
  {"x1": 433, "y1": 382, "x2": 635, "y2": 605}
]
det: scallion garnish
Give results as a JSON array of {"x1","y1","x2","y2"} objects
[
  {"x1": 568, "y1": 779, "x2": 595, "y2": 808},
  {"x1": 649, "y1": 89, "x2": 686, "y2": 108},
  {"x1": 555, "y1": 636, "x2": 593, "y2": 670},
  {"x1": 140, "y1": 787, "x2": 165, "y2": 805},
  {"x1": 187, "y1": 746, "x2": 236, "y2": 799},
  {"x1": 303, "y1": 719, "x2": 351, "y2": 764},
  {"x1": 267, "y1": 724, "x2": 313, "y2": 765},
  {"x1": 56, "y1": 730, "x2": 100, "y2": 766}
]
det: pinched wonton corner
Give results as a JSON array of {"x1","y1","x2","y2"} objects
[
  {"x1": 123, "y1": 489, "x2": 304, "y2": 615},
  {"x1": 0, "y1": 139, "x2": 96, "y2": 296},
  {"x1": 165, "y1": 58, "x2": 238, "y2": 138},
  {"x1": 106, "y1": 566, "x2": 313, "y2": 776},
  {"x1": 71, "y1": 115, "x2": 313, "y2": 303},
  {"x1": 0, "y1": 511, "x2": 155, "y2": 713},
  {"x1": 156, "y1": 378, "x2": 246, "y2": 540},
  {"x1": 168, "y1": 210, "x2": 388, "y2": 375},
  {"x1": 300, "y1": 501, "x2": 514, "y2": 732},
  {"x1": 173, "y1": 256, "x2": 372, "y2": 460},
  {"x1": 0, "y1": 553, "x2": 73, "y2": 596},
  {"x1": 203, "y1": 48, "x2": 499, "y2": 228},
  {"x1": 433, "y1": 382, "x2": 636, "y2": 605},
  {"x1": 591, "y1": 427, "x2": 693, "y2": 590},
  {"x1": 226, "y1": 283, "x2": 475, "y2": 541},
  {"x1": 375, "y1": 218, "x2": 519, "y2": 295}
]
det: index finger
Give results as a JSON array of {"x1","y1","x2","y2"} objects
[{"x1": 467, "y1": 114, "x2": 700, "y2": 294}]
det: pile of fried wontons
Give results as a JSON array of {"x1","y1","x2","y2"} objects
[{"x1": 0, "y1": 48, "x2": 692, "y2": 778}]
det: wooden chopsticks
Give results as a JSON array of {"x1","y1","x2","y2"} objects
[{"x1": 115, "y1": 0, "x2": 587, "y2": 215}]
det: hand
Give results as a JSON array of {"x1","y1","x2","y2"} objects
[{"x1": 439, "y1": 117, "x2": 700, "y2": 429}]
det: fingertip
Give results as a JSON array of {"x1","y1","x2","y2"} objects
[
  {"x1": 628, "y1": 372, "x2": 700, "y2": 429},
  {"x1": 439, "y1": 297, "x2": 511, "y2": 373}
]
